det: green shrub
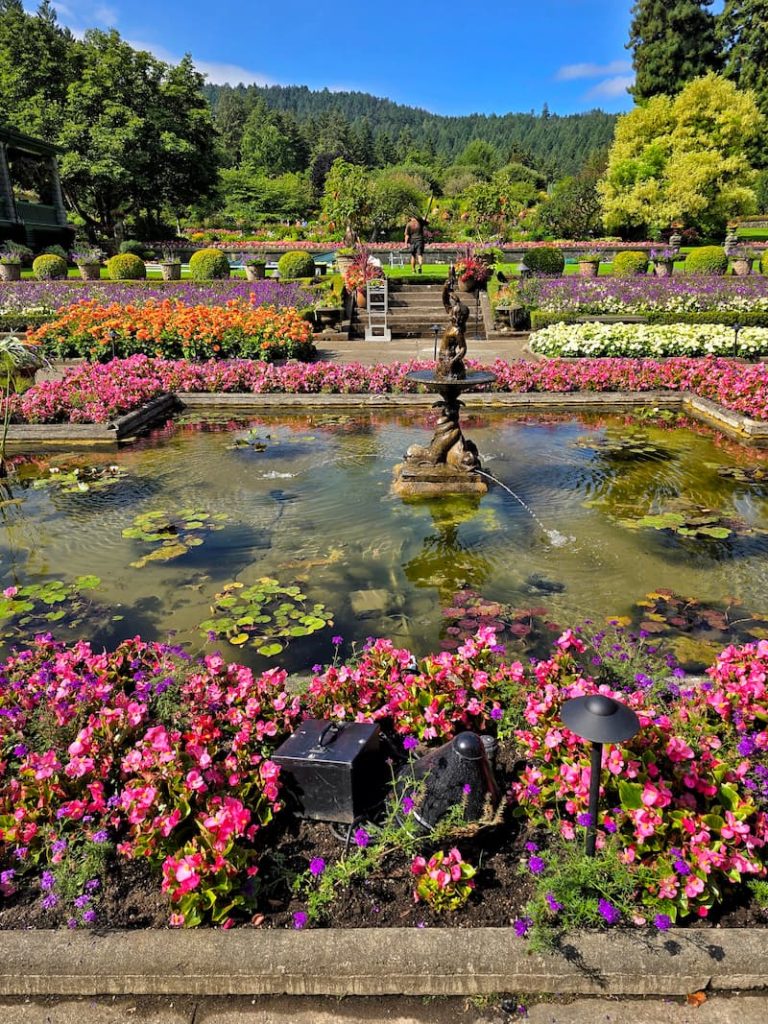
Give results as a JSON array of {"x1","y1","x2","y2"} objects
[
  {"x1": 32, "y1": 253, "x2": 68, "y2": 280},
  {"x1": 106, "y1": 253, "x2": 146, "y2": 281},
  {"x1": 277, "y1": 250, "x2": 316, "y2": 280},
  {"x1": 685, "y1": 246, "x2": 728, "y2": 275},
  {"x1": 189, "y1": 248, "x2": 231, "y2": 281},
  {"x1": 119, "y1": 239, "x2": 149, "y2": 258},
  {"x1": 612, "y1": 250, "x2": 649, "y2": 276},
  {"x1": 41, "y1": 245, "x2": 68, "y2": 261},
  {"x1": 530, "y1": 310, "x2": 768, "y2": 330},
  {"x1": 761, "y1": 250, "x2": 768, "y2": 276},
  {"x1": 522, "y1": 247, "x2": 565, "y2": 276}
]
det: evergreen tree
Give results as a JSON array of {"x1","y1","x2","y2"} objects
[
  {"x1": 719, "y1": 2, "x2": 768, "y2": 133},
  {"x1": 628, "y1": 0, "x2": 720, "y2": 101}
]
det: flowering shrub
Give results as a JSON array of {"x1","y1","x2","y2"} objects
[
  {"x1": 27, "y1": 299, "x2": 315, "y2": 362},
  {"x1": 0, "y1": 636, "x2": 301, "y2": 927},
  {"x1": 454, "y1": 257, "x2": 490, "y2": 288},
  {"x1": 411, "y1": 847, "x2": 476, "y2": 911},
  {"x1": 530, "y1": 322, "x2": 768, "y2": 359},
  {"x1": 510, "y1": 634, "x2": 768, "y2": 921}
]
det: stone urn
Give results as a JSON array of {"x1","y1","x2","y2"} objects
[
  {"x1": 0, "y1": 263, "x2": 21, "y2": 282},
  {"x1": 77, "y1": 263, "x2": 101, "y2": 281},
  {"x1": 245, "y1": 262, "x2": 266, "y2": 281},
  {"x1": 653, "y1": 260, "x2": 674, "y2": 278},
  {"x1": 160, "y1": 262, "x2": 181, "y2": 281},
  {"x1": 578, "y1": 261, "x2": 599, "y2": 277},
  {"x1": 335, "y1": 253, "x2": 355, "y2": 277},
  {"x1": 732, "y1": 257, "x2": 752, "y2": 277},
  {"x1": 456, "y1": 278, "x2": 477, "y2": 294}
]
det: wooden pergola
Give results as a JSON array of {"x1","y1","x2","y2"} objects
[{"x1": 0, "y1": 125, "x2": 73, "y2": 250}]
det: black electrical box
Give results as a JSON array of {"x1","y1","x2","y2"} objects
[{"x1": 272, "y1": 719, "x2": 385, "y2": 824}]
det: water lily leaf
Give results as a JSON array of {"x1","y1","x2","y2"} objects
[
  {"x1": 256, "y1": 642, "x2": 284, "y2": 657},
  {"x1": 230, "y1": 633, "x2": 249, "y2": 646},
  {"x1": 697, "y1": 526, "x2": 731, "y2": 539},
  {"x1": 123, "y1": 507, "x2": 229, "y2": 568},
  {"x1": 75, "y1": 575, "x2": 101, "y2": 590}
]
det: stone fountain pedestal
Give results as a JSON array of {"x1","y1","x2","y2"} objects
[{"x1": 392, "y1": 370, "x2": 497, "y2": 497}]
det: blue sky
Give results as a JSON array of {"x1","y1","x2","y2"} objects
[{"x1": 35, "y1": 1, "x2": 654, "y2": 115}]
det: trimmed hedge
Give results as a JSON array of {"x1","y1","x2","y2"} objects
[
  {"x1": 685, "y1": 246, "x2": 728, "y2": 275},
  {"x1": 612, "y1": 251, "x2": 649, "y2": 276},
  {"x1": 189, "y1": 248, "x2": 230, "y2": 281},
  {"x1": 32, "y1": 254, "x2": 68, "y2": 280},
  {"x1": 277, "y1": 250, "x2": 316, "y2": 280},
  {"x1": 530, "y1": 309, "x2": 768, "y2": 330},
  {"x1": 521, "y1": 246, "x2": 565, "y2": 276},
  {"x1": 0, "y1": 311, "x2": 56, "y2": 332},
  {"x1": 106, "y1": 253, "x2": 146, "y2": 281}
]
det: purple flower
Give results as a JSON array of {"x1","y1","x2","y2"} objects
[
  {"x1": 67, "y1": 918, "x2": 78, "y2": 930},
  {"x1": 673, "y1": 858, "x2": 690, "y2": 876},
  {"x1": 738, "y1": 735, "x2": 756, "y2": 757},
  {"x1": 40, "y1": 870, "x2": 55, "y2": 892},
  {"x1": 51, "y1": 839, "x2": 67, "y2": 855},
  {"x1": 463, "y1": 783, "x2": 472, "y2": 795},
  {"x1": 545, "y1": 892, "x2": 563, "y2": 914},
  {"x1": 603, "y1": 819, "x2": 617, "y2": 834},
  {"x1": 354, "y1": 828, "x2": 370, "y2": 848},
  {"x1": 402, "y1": 736, "x2": 418, "y2": 751},
  {"x1": 576, "y1": 812, "x2": 593, "y2": 828},
  {"x1": 12, "y1": 743, "x2": 27, "y2": 757},
  {"x1": 332, "y1": 635, "x2": 343, "y2": 646},
  {"x1": 402, "y1": 796, "x2": 414, "y2": 815},
  {"x1": 654, "y1": 913, "x2": 672, "y2": 932},
  {"x1": 92, "y1": 830, "x2": 109, "y2": 844},
  {"x1": 525, "y1": 842, "x2": 539, "y2": 853},
  {"x1": 513, "y1": 916, "x2": 532, "y2": 937},
  {"x1": 0, "y1": 869, "x2": 15, "y2": 886},
  {"x1": 528, "y1": 856, "x2": 545, "y2": 875},
  {"x1": 74, "y1": 894, "x2": 91, "y2": 909},
  {"x1": 82, "y1": 910, "x2": 97, "y2": 925},
  {"x1": 84, "y1": 878, "x2": 101, "y2": 892},
  {"x1": 293, "y1": 911, "x2": 308, "y2": 929},
  {"x1": 309, "y1": 857, "x2": 326, "y2": 877},
  {"x1": 41, "y1": 893, "x2": 58, "y2": 911},
  {"x1": 597, "y1": 899, "x2": 620, "y2": 925},
  {"x1": 490, "y1": 706, "x2": 503, "y2": 721}
]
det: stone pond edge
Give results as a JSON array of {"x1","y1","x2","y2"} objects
[
  {"x1": 0, "y1": 927, "x2": 765, "y2": 998},
  {"x1": 4, "y1": 388, "x2": 768, "y2": 445}
]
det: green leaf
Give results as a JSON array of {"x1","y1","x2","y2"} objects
[{"x1": 618, "y1": 780, "x2": 644, "y2": 810}]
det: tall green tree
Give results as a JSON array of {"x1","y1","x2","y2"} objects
[
  {"x1": 718, "y1": 0, "x2": 768, "y2": 163},
  {"x1": 628, "y1": 0, "x2": 720, "y2": 102},
  {"x1": 240, "y1": 100, "x2": 308, "y2": 176}
]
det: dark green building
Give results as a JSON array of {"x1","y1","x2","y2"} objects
[{"x1": 0, "y1": 125, "x2": 73, "y2": 250}]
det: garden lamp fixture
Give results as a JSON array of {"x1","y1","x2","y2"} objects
[
  {"x1": 560, "y1": 695, "x2": 640, "y2": 857},
  {"x1": 431, "y1": 323, "x2": 441, "y2": 361}
]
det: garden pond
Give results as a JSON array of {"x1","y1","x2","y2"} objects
[{"x1": 3, "y1": 405, "x2": 768, "y2": 674}]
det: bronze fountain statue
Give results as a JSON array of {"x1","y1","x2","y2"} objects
[{"x1": 392, "y1": 274, "x2": 497, "y2": 496}]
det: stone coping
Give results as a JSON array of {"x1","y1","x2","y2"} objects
[
  {"x1": 3, "y1": 388, "x2": 768, "y2": 446},
  {"x1": 0, "y1": 927, "x2": 765, "y2": 998}
]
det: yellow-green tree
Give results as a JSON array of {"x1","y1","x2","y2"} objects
[{"x1": 600, "y1": 74, "x2": 761, "y2": 236}]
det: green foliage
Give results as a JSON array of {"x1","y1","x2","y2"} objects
[
  {"x1": 628, "y1": 0, "x2": 720, "y2": 103},
  {"x1": 719, "y1": 1, "x2": 768, "y2": 163},
  {"x1": 240, "y1": 99, "x2": 308, "y2": 175},
  {"x1": 122, "y1": 507, "x2": 228, "y2": 568},
  {"x1": 534, "y1": 173, "x2": 603, "y2": 240},
  {"x1": 119, "y1": 239, "x2": 149, "y2": 258},
  {"x1": 188, "y1": 247, "x2": 230, "y2": 280},
  {"x1": 612, "y1": 250, "x2": 649, "y2": 276},
  {"x1": 31, "y1": 463, "x2": 127, "y2": 494},
  {"x1": 0, "y1": 575, "x2": 102, "y2": 642},
  {"x1": 530, "y1": 309, "x2": 768, "y2": 330},
  {"x1": 320, "y1": 158, "x2": 371, "y2": 234},
  {"x1": 685, "y1": 245, "x2": 728, "y2": 274},
  {"x1": 106, "y1": 253, "x2": 146, "y2": 281},
  {"x1": 32, "y1": 253, "x2": 67, "y2": 280},
  {"x1": 198, "y1": 577, "x2": 333, "y2": 656},
  {"x1": 277, "y1": 249, "x2": 315, "y2": 280},
  {"x1": 523, "y1": 246, "x2": 565, "y2": 275},
  {"x1": 41, "y1": 245, "x2": 68, "y2": 261},
  {"x1": 600, "y1": 74, "x2": 761, "y2": 237}
]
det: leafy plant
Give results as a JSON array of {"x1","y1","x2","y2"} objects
[
  {"x1": 617, "y1": 499, "x2": 752, "y2": 540},
  {"x1": 31, "y1": 463, "x2": 127, "y2": 494},
  {"x1": 106, "y1": 254, "x2": 146, "y2": 281},
  {"x1": 122, "y1": 508, "x2": 228, "y2": 568},
  {"x1": 0, "y1": 576, "x2": 101, "y2": 639},
  {"x1": 199, "y1": 578, "x2": 333, "y2": 656},
  {"x1": 188, "y1": 248, "x2": 230, "y2": 281},
  {"x1": 411, "y1": 847, "x2": 476, "y2": 912}
]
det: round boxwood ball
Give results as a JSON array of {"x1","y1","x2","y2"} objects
[
  {"x1": 106, "y1": 253, "x2": 146, "y2": 280},
  {"x1": 612, "y1": 251, "x2": 649, "y2": 276},
  {"x1": 522, "y1": 247, "x2": 565, "y2": 276},
  {"x1": 685, "y1": 246, "x2": 728, "y2": 275},
  {"x1": 277, "y1": 250, "x2": 316, "y2": 280},
  {"x1": 189, "y1": 247, "x2": 231, "y2": 280},
  {"x1": 32, "y1": 253, "x2": 68, "y2": 280}
]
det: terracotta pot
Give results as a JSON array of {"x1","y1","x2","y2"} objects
[
  {"x1": 578, "y1": 261, "x2": 599, "y2": 277},
  {"x1": 356, "y1": 287, "x2": 367, "y2": 308},
  {"x1": 77, "y1": 263, "x2": 101, "y2": 281},
  {"x1": 160, "y1": 263, "x2": 181, "y2": 281},
  {"x1": 653, "y1": 261, "x2": 673, "y2": 278},
  {"x1": 456, "y1": 279, "x2": 476, "y2": 294},
  {"x1": 0, "y1": 263, "x2": 21, "y2": 282},
  {"x1": 245, "y1": 263, "x2": 266, "y2": 281},
  {"x1": 732, "y1": 259, "x2": 752, "y2": 277}
]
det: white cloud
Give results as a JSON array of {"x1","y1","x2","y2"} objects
[
  {"x1": 125, "y1": 39, "x2": 273, "y2": 85},
  {"x1": 586, "y1": 75, "x2": 635, "y2": 99},
  {"x1": 556, "y1": 59, "x2": 632, "y2": 82}
]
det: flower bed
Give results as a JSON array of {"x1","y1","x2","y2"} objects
[
  {"x1": 27, "y1": 300, "x2": 315, "y2": 362},
  {"x1": 529, "y1": 323, "x2": 768, "y2": 359},
  {"x1": 2, "y1": 628, "x2": 768, "y2": 936}
]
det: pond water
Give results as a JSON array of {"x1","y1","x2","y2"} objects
[{"x1": 3, "y1": 406, "x2": 768, "y2": 673}]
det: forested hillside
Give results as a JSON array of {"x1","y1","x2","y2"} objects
[{"x1": 203, "y1": 84, "x2": 616, "y2": 177}]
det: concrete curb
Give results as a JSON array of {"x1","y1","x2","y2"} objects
[
  {"x1": 4, "y1": 394, "x2": 180, "y2": 446},
  {"x1": 0, "y1": 927, "x2": 765, "y2": 998}
]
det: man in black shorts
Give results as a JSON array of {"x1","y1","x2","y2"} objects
[{"x1": 404, "y1": 214, "x2": 426, "y2": 273}]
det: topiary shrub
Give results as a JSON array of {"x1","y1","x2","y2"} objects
[
  {"x1": 612, "y1": 250, "x2": 649, "y2": 276},
  {"x1": 277, "y1": 250, "x2": 316, "y2": 280},
  {"x1": 32, "y1": 253, "x2": 68, "y2": 280},
  {"x1": 119, "y1": 239, "x2": 149, "y2": 258},
  {"x1": 189, "y1": 248, "x2": 230, "y2": 281},
  {"x1": 106, "y1": 253, "x2": 146, "y2": 280},
  {"x1": 685, "y1": 246, "x2": 728, "y2": 275},
  {"x1": 522, "y1": 247, "x2": 565, "y2": 276},
  {"x1": 761, "y1": 250, "x2": 768, "y2": 276}
]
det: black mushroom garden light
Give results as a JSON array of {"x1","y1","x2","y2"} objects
[{"x1": 560, "y1": 695, "x2": 640, "y2": 857}]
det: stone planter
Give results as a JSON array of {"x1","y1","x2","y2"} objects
[
  {"x1": 578, "y1": 262, "x2": 599, "y2": 277},
  {"x1": 732, "y1": 258, "x2": 753, "y2": 277},
  {"x1": 245, "y1": 263, "x2": 266, "y2": 281},
  {"x1": 314, "y1": 307, "x2": 341, "y2": 331},
  {"x1": 335, "y1": 255, "x2": 355, "y2": 277},
  {"x1": 0, "y1": 263, "x2": 21, "y2": 282},
  {"x1": 160, "y1": 263, "x2": 181, "y2": 281},
  {"x1": 456, "y1": 280, "x2": 477, "y2": 294},
  {"x1": 653, "y1": 261, "x2": 674, "y2": 278},
  {"x1": 77, "y1": 263, "x2": 101, "y2": 281}
]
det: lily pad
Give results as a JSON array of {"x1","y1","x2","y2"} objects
[
  {"x1": 0, "y1": 576, "x2": 102, "y2": 643},
  {"x1": 616, "y1": 499, "x2": 757, "y2": 542},
  {"x1": 200, "y1": 577, "x2": 333, "y2": 656},
  {"x1": 31, "y1": 463, "x2": 128, "y2": 494},
  {"x1": 122, "y1": 508, "x2": 228, "y2": 567},
  {"x1": 574, "y1": 430, "x2": 674, "y2": 463}
]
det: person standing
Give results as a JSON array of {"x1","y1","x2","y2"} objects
[{"x1": 404, "y1": 214, "x2": 426, "y2": 273}]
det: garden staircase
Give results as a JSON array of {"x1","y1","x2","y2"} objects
[{"x1": 353, "y1": 277, "x2": 486, "y2": 341}]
